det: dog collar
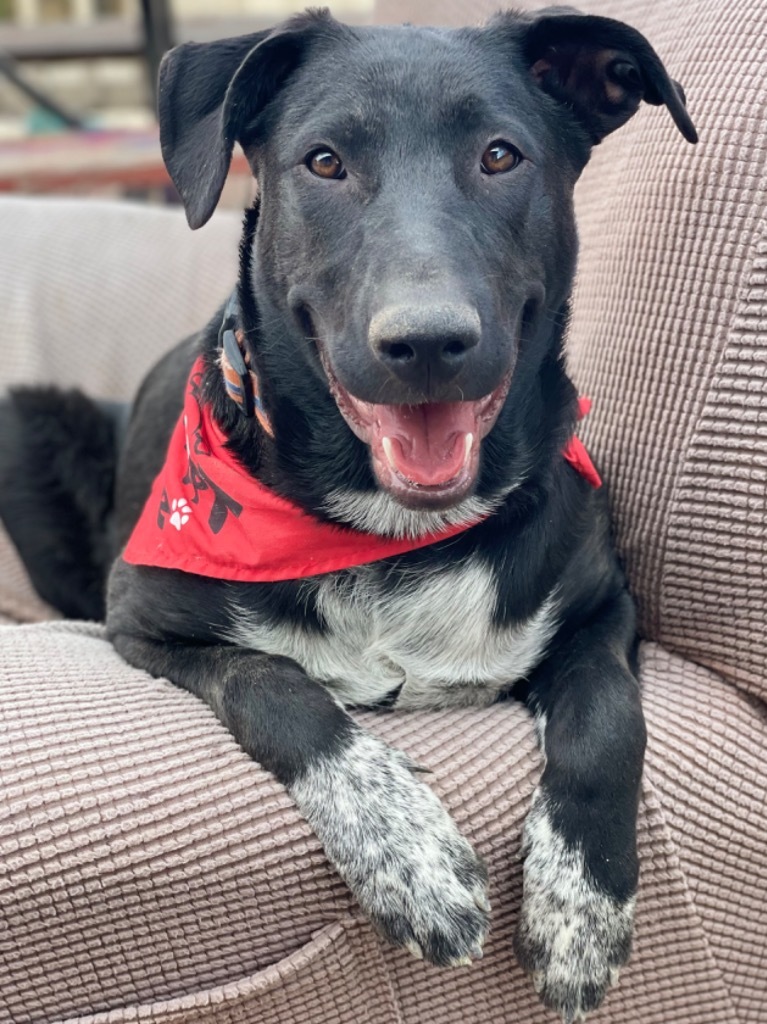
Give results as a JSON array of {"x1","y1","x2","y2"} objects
[{"x1": 218, "y1": 292, "x2": 275, "y2": 437}]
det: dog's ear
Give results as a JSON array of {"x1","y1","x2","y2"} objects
[
  {"x1": 158, "y1": 10, "x2": 335, "y2": 228},
  {"x1": 515, "y1": 6, "x2": 697, "y2": 145}
]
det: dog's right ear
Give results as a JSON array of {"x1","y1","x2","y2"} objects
[{"x1": 159, "y1": 10, "x2": 335, "y2": 229}]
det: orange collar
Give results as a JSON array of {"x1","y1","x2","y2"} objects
[{"x1": 218, "y1": 292, "x2": 275, "y2": 437}]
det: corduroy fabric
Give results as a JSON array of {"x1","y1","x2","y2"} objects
[{"x1": 1, "y1": 624, "x2": 765, "y2": 1023}]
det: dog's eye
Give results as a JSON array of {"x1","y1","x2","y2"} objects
[
  {"x1": 306, "y1": 148, "x2": 347, "y2": 180},
  {"x1": 480, "y1": 141, "x2": 523, "y2": 175}
]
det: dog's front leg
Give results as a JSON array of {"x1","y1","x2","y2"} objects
[
  {"x1": 514, "y1": 591, "x2": 646, "y2": 1022},
  {"x1": 110, "y1": 633, "x2": 490, "y2": 965}
]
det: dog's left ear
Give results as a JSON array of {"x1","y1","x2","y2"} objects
[
  {"x1": 515, "y1": 7, "x2": 697, "y2": 145},
  {"x1": 159, "y1": 10, "x2": 338, "y2": 228}
]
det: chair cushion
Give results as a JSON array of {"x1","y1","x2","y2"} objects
[
  {"x1": 0, "y1": 196, "x2": 241, "y2": 402},
  {"x1": 1, "y1": 623, "x2": 764, "y2": 1023},
  {"x1": 0, "y1": 196, "x2": 242, "y2": 623}
]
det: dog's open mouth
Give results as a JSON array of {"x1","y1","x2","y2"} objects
[{"x1": 319, "y1": 349, "x2": 511, "y2": 508}]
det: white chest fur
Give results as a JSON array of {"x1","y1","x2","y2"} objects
[{"x1": 227, "y1": 560, "x2": 559, "y2": 710}]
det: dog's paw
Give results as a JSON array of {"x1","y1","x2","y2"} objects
[
  {"x1": 289, "y1": 728, "x2": 490, "y2": 966},
  {"x1": 514, "y1": 796, "x2": 634, "y2": 1022}
]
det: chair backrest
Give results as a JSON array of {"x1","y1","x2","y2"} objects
[
  {"x1": 0, "y1": 196, "x2": 241, "y2": 401},
  {"x1": 0, "y1": 196, "x2": 241, "y2": 621},
  {"x1": 567, "y1": 0, "x2": 766, "y2": 701},
  {"x1": 374, "y1": 0, "x2": 767, "y2": 699}
]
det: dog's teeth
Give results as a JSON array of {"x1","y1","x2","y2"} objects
[
  {"x1": 405, "y1": 939, "x2": 424, "y2": 960},
  {"x1": 464, "y1": 432, "x2": 474, "y2": 462},
  {"x1": 453, "y1": 956, "x2": 473, "y2": 967},
  {"x1": 382, "y1": 436, "x2": 396, "y2": 470}
]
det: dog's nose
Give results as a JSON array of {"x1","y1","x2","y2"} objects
[{"x1": 369, "y1": 304, "x2": 481, "y2": 388}]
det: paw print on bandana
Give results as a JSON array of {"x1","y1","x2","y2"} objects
[{"x1": 169, "y1": 497, "x2": 192, "y2": 531}]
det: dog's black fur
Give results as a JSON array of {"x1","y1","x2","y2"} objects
[
  {"x1": 0, "y1": 389, "x2": 118, "y2": 619},
  {"x1": 0, "y1": 8, "x2": 696, "y2": 1020}
]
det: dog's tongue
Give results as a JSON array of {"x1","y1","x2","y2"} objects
[{"x1": 374, "y1": 403, "x2": 474, "y2": 486}]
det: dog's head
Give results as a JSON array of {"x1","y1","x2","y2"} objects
[{"x1": 159, "y1": 8, "x2": 695, "y2": 520}]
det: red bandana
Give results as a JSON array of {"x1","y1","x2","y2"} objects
[{"x1": 122, "y1": 358, "x2": 600, "y2": 582}]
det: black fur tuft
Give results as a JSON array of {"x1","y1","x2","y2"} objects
[{"x1": 0, "y1": 388, "x2": 118, "y2": 620}]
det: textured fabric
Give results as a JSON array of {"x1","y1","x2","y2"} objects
[
  {"x1": 0, "y1": 197, "x2": 241, "y2": 623},
  {"x1": 0, "y1": 196, "x2": 241, "y2": 401},
  {"x1": 1, "y1": 623, "x2": 765, "y2": 1023}
]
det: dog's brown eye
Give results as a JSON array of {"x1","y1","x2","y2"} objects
[
  {"x1": 481, "y1": 141, "x2": 522, "y2": 175},
  {"x1": 307, "y1": 148, "x2": 346, "y2": 180}
]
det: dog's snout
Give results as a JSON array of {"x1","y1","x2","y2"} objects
[{"x1": 369, "y1": 304, "x2": 481, "y2": 388}]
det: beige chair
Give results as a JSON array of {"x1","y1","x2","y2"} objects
[{"x1": 0, "y1": 0, "x2": 764, "y2": 1020}]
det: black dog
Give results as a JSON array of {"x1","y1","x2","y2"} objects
[{"x1": 0, "y1": 7, "x2": 696, "y2": 1020}]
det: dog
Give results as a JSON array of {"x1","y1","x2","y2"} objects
[{"x1": 0, "y1": 7, "x2": 696, "y2": 1020}]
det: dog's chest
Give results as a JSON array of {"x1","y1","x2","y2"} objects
[{"x1": 229, "y1": 560, "x2": 558, "y2": 709}]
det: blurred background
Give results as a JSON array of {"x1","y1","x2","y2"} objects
[
  {"x1": 0, "y1": 0, "x2": 377, "y2": 205},
  {"x1": 0, "y1": 0, "x2": 511, "y2": 206}
]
